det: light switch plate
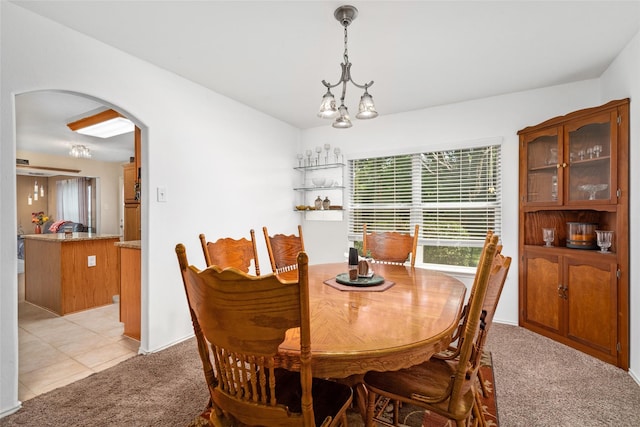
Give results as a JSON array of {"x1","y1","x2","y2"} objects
[
  {"x1": 157, "y1": 187, "x2": 167, "y2": 202},
  {"x1": 88, "y1": 255, "x2": 96, "y2": 267}
]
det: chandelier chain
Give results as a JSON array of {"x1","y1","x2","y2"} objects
[{"x1": 343, "y1": 25, "x2": 349, "y2": 64}]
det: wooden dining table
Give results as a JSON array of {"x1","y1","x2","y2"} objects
[{"x1": 275, "y1": 262, "x2": 467, "y2": 412}]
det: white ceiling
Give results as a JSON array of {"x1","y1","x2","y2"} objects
[{"x1": 12, "y1": 0, "x2": 640, "y2": 162}]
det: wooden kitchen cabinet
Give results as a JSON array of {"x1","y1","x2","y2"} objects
[
  {"x1": 518, "y1": 99, "x2": 629, "y2": 369},
  {"x1": 24, "y1": 233, "x2": 120, "y2": 315},
  {"x1": 124, "y1": 203, "x2": 141, "y2": 241},
  {"x1": 117, "y1": 241, "x2": 141, "y2": 340},
  {"x1": 123, "y1": 160, "x2": 140, "y2": 241},
  {"x1": 123, "y1": 162, "x2": 138, "y2": 203}
]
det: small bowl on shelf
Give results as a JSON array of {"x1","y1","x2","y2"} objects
[{"x1": 312, "y1": 177, "x2": 326, "y2": 187}]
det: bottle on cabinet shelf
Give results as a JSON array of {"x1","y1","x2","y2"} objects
[
  {"x1": 322, "y1": 196, "x2": 331, "y2": 210},
  {"x1": 314, "y1": 196, "x2": 322, "y2": 210}
]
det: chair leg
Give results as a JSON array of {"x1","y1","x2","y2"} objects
[
  {"x1": 365, "y1": 389, "x2": 377, "y2": 427},
  {"x1": 354, "y1": 383, "x2": 368, "y2": 421},
  {"x1": 209, "y1": 411, "x2": 225, "y2": 427},
  {"x1": 473, "y1": 390, "x2": 487, "y2": 427},
  {"x1": 393, "y1": 400, "x2": 399, "y2": 425}
]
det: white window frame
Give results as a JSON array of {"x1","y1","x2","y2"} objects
[{"x1": 348, "y1": 137, "x2": 503, "y2": 272}]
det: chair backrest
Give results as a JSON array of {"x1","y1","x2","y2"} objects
[
  {"x1": 199, "y1": 230, "x2": 260, "y2": 276},
  {"x1": 262, "y1": 225, "x2": 305, "y2": 273},
  {"x1": 362, "y1": 224, "x2": 419, "y2": 267},
  {"x1": 176, "y1": 244, "x2": 317, "y2": 426},
  {"x1": 441, "y1": 230, "x2": 494, "y2": 346},
  {"x1": 474, "y1": 244, "x2": 511, "y2": 361},
  {"x1": 175, "y1": 244, "x2": 218, "y2": 412},
  {"x1": 445, "y1": 233, "x2": 501, "y2": 411}
]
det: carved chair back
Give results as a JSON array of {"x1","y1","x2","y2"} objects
[
  {"x1": 199, "y1": 229, "x2": 260, "y2": 276},
  {"x1": 362, "y1": 224, "x2": 419, "y2": 267},
  {"x1": 263, "y1": 225, "x2": 305, "y2": 273}
]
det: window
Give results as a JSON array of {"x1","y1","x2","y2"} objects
[
  {"x1": 349, "y1": 142, "x2": 502, "y2": 268},
  {"x1": 56, "y1": 177, "x2": 91, "y2": 226}
]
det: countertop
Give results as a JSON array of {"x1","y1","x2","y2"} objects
[
  {"x1": 115, "y1": 240, "x2": 141, "y2": 249},
  {"x1": 22, "y1": 232, "x2": 120, "y2": 242}
]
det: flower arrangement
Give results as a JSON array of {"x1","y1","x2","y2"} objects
[{"x1": 31, "y1": 211, "x2": 49, "y2": 226}]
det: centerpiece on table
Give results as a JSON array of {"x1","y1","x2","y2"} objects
[{"x1": 31, "y1": 211, "x2": 49, "y2": 234}]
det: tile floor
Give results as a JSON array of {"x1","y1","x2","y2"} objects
[{"x1": 18, "y1": 301, "x2": 140, "y2": 401}]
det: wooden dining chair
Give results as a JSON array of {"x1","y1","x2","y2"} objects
[
  {"x1": 175, "y1": 244, "x2": 220, "y2": 422},
  {"x1": 431, "y1": 231, "x2": 511, "y2": 398},
  {"x1": 175, "y1": 245, "x2": 352, "y2": 427},
  {"x1": 363, "y1": 233, "x2": 507, "y2": 427},
  {"x1": 199, "y1": 230, "x2": 260, "y2": 276},
  {"x1": 262, "y1": 225, "x2": 305, "y2": 273},
  {"x1": 433, "y1": 231, "x2": 498, "y2": 359},
  {"x1": 362, "y1": 224, "x2": 419, "y2": 267}
]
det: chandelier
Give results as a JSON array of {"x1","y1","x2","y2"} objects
[
  {"x1": 318, "y1": 5, "x2": 378, "y2": 129},
  {"x1": 69, "y1": 144, "x2": 92, "y2": 158}
]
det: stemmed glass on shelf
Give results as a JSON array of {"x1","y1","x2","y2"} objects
[
  {"x1": 595, "y1": 230, "x2": 613, "y2": 253},
  {"x1": 305, "y1": 149, "x2": 312, "y2": 167},
  {"x1": 542, "y1": 228, "x2": 555, "y2": 247},
  {"x1": 334, "y1": 147, "x2": 342, "y2": 163},
  {"x1": 324, "y1": 144, "x2": 331, "y2": 164},
  {"x1": 315, "y1": 146, "x2": 322, "y2": 166}
]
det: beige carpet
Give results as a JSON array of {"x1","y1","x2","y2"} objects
[{"x1": 2, "y1": 324, "x2": 640, "y2": 426}]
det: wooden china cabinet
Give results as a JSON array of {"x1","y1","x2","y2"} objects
[{"x1": 518, "y1": 99, "x2": 629, "y2": 369}]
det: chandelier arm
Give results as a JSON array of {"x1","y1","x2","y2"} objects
[
  {"x1": 321, "y1": 79, "x2": 343, "y2": 90},
  {"x1": 348, "y1": 77, "x2": 375, "y2": 90}
]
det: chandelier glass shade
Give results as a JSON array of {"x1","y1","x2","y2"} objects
[
  {"x1": 69, "y1": 144, "x2": 92, "y2": 158},
  {"x1": 318, "y1": 5, "x2": 377, "y2": 128}
]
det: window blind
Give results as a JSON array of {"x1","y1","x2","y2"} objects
[{"x1": 349, "y1": 144, "x2": 502, "y2": 254}]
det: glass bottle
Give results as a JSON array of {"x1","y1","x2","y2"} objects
[
  {"x1": 314, "y1": 196, "x2": 322, "y2": 210},
  {"x1": 322, "y1": 196, "x2": 331, "y2": 210}
]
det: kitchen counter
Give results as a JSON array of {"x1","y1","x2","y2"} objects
[
  {"x1": 115, "y1": 240, "x2": 141, "y2": 249},
  {"x1": 24, "y1": 233, "x2": 120, "y2": 315},
  {"x1": 23, "y1": 232, "x2": 120, "y2": 242}
]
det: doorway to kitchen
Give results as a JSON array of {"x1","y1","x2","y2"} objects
[{"x1": 14, "y1": 90, "x2": 143, "y2": 400}]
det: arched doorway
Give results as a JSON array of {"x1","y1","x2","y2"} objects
[{"x1": 15, "y1": 90, "x2": 142, "y2": 401}]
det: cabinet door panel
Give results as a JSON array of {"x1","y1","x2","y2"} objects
[
  {"x1": 565, "y1": 258, "x2": 617, "y2": 355},
  {"x1": 565, "y1": 111, "x2": 617, "y2": 205},
  {"x1": 123, "y1": 163, "x2": 138, "y2": 203},
  {"x1": 521, "y1": 127, "x2": 561, "y2": 205},
  {"x1": 124, "y1": 203, "x2": 141, "y2": 241},
  {"x1": 524, "y1": 254, "x2": 561, "y2": 333}
]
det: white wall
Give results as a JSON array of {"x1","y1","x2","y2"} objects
[
  {"x1": 600, "y1": 30, "x2": 640, "y2": 383},
  {"x1": 1, "y1": 3, "x2": 299, "y2": 416}
]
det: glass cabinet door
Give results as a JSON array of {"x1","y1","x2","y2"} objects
[
  {"x1": 523, "y1": 127, "x2": 561, "y2": 205},
  {"x1": 565, "y1": 111, "x2": 616, "y2": 204}
]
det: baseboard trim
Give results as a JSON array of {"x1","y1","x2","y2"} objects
[
  {"x1": 628, "y1": 367, "x2": 640, "y2": 387},
  {"x1": 0, "y1": 401, "x2": 22, "y2": 419}
]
